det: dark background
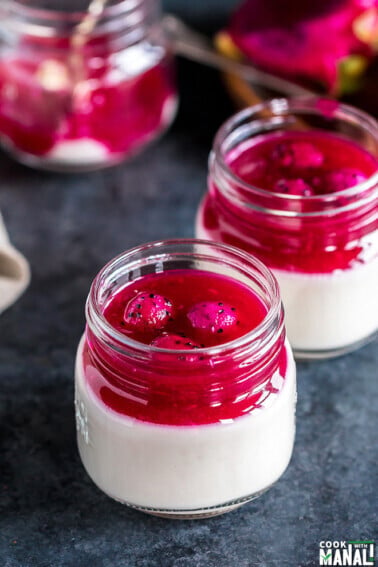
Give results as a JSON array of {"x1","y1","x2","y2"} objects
[{"x1": 1, "y1": 1, "x2": 377, "y2": 566}]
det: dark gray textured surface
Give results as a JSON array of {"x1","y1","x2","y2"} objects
[{"x1": 1, "y1": 2, "x2": 378, "y2": 566}]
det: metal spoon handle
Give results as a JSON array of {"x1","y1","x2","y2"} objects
[
  {"x1": 68, "y1": 0, "x2": 109, "y2": 88},
  {"x1": 162, "y1": 15, "x2": 314, "y2": 98},
  {"x1": 72, "y1": 0, "x2": 109, "y2": 48}
]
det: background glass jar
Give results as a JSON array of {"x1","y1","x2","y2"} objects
[
  {"x1": 197, "y1": 98, "x2": 378, "y2": 359},
  {"x1": 0, "y1": 0, "x2": 177, "y2": 171},
  {"x1": 75, "y1": 239, "x2": 296, "y2": 518}
]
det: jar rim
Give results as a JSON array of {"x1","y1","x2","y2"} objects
[
  {"x1": 86, "y1": 238, "x2": 283, "y2": 357},
  {"x1": 212, "y1": 97, "x2": 378, "y2": 216},
  {"x1": 1, "y1": 0, "x2": 156, "y2": 40},
  {"x1": 2, "y1": 0, "x2": 143, "y2": 22}
]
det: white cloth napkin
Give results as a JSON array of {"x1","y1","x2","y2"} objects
[{"x1": 0, "y1": 212, "x2": 30, "y2": 314}]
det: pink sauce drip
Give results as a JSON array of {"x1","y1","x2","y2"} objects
[
  {"x1": 206, "y1": 130, "x2": 378, "y2": 273},
  {"x1": 0, "y1": 48, "x2": 175, "y2": 158},
  {"x1": 83, "y1": 270, "x2": 287, "y2": 425}
]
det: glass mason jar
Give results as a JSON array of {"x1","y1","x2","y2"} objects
[
  {"x1": 0, "y1": 0, "x2": 177, "y2": 171},
  {"x1": 197, "y1": 98, "x2": 378, "y2": 359},
  {"x1": 75, "y1": 239, "x2": 296, "y2": 519}
]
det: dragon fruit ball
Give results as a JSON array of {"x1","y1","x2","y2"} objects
[
  {"x1": 151, "y1": 333, "x2": 204, "y2": 362},
  {"x1": 272, "y1": 141, "x2": 324, "y2": 169},
  {"x1": 274, "y1": 178, "x2": 313, "y2": 196},
  {"x1": 123, "y1": 292, "x2": 174, "y2": 330},
  {"x1": 151, "y1": 333, "x2": 202, "y2": 350},
  {"x1": 187, "y1": 301, "x2": 239, "y2": 335},
  {"x1": 323, "y1": 168, "x2": 368, "y2": 192}
]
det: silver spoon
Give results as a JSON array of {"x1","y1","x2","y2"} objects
[
  {"x1": 162, "y1": 15, "x2": 314, "y2": 98},
  {"x1": 70, "y1": 0, "x2": 109, "y2": 84},
  {"x1": 36, "y1": 0, "x2": 109, "y2": 91}
]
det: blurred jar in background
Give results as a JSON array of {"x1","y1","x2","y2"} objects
[{"x1": 0, "y1": 0, "x2": 177, "y2": 171}]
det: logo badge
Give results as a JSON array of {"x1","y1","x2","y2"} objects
[{"x1": 319, "y1": 541, "x2": 375, "y2": 566}]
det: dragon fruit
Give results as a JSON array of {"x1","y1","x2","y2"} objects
[
  {"x1": 123, "y1": 292, "x2": 174, "y2": 330},
  {"x1": 321, "y1": 168, "x2": 368, "y2": 191},
  {"x1": 187, "y1": 301, "x2": 239, "y2": 335},
  {"x1": 272, "y1": 141, "x2": 324, "y2": 169},
  {"x1": 227, "y1": 0, "x2": 378, "y2": 95},
  {"x1": 151, "y1": 333, "x2": 202, "y2": 349},
  {"x1": 274, "y1": 178, "x2": 313, "y2": 196},
  {"x1": 151, "y1": 333, "x2": 204, "y2": 362}
]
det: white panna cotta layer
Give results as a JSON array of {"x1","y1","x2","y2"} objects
[
  {"x1": 196, "y1": 218, "x2": 378, "y2": 355},
  {"x1": 75, "y1": 337, "x2": 296, "y2": 513},
  {"x1": 45, "y1": 138, "x2": 111, "y2": 166},
  {"x1": 273, "y1": 257, "x2": 378, "y2": 353}
]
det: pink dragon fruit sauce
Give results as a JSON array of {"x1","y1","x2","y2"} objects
[
  {"x1": 197, "y1": 98, "x2": 378, "y2": 358},
  {"x1": 79, "y1": 240, "x2": 291, "y2": 426},
  {"x1": 75, "y1": 242, "x2": 296, "y2": 517},
  {"x1": 90, "y1": 269, "x2": 279, "y2": 425},
  {"x1": 0, "y1": 0, "x2": 177, "y2": 171}
]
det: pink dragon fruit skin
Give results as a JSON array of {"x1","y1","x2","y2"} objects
[
  {"x1": 123, "y1": 292, "x2": 174, "y2": 331},
  {"x1": 187, "y1": 301, "x2": 239, "y2": 335},
  {"x1": 228, "y1": 0, "x2": 377, "y2": 94}
]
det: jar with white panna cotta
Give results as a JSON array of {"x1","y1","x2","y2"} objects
[
  {"x1": 197, "y1": 98, "x2": 378, "y2": 359},
  {"x1": 75, "y1": 239, "x2": 296, "y2": 518}
]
